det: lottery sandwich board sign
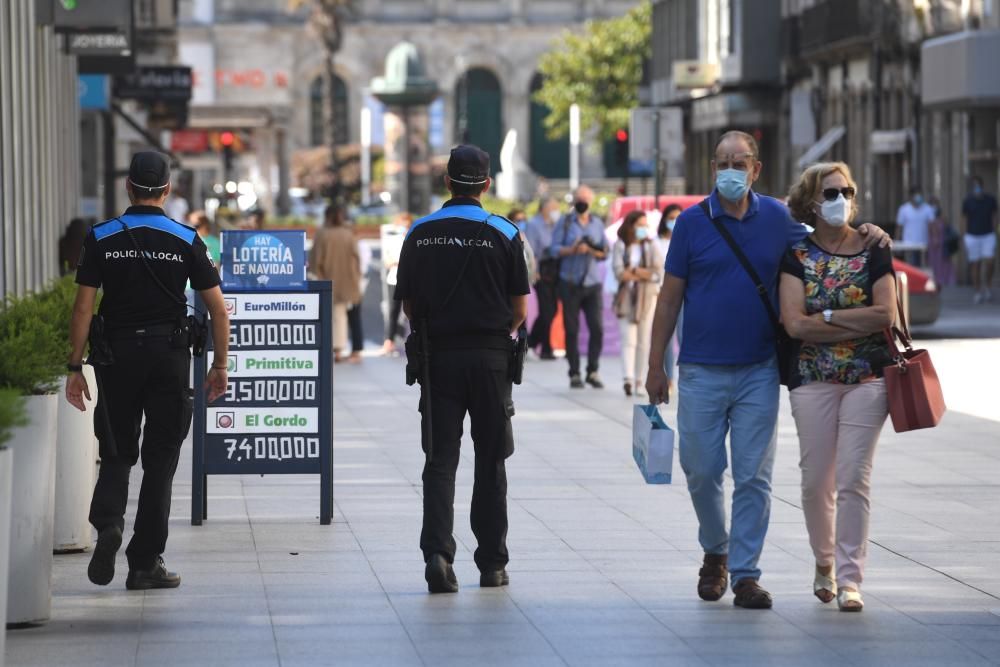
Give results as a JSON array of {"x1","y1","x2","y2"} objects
[
  {"x1": 220, "y1": 230, "x2": 307, "y2": 291},
  {"x1": 192, "y1": 282, "x2": 333, "y2": 525}
]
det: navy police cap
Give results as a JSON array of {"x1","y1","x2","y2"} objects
[
  {"x1": 128, "y1": 150, "x2": 170, "y2": 192},
  {"x1": 447, "y1": 144, "x2": 490, "y2": 186}
]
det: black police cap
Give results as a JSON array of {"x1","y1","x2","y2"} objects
[
  {"x1": 128, "y1": 150, "x2": 170, "y2": 192},
  {"x1": 447, "y1": 144, "x2": 490, "y2": 185}
]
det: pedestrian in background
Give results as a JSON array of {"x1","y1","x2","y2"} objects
[
  {"x1": 926, "y1": 196, "x2": 956, "y2": 287},
  {"x1": 346, "y1": 224, "x2": 371, "y2": 364},
  {"x1": 508, "y1": 207, "x2": 537, "y2": 287},
  {"x1": 612, "y1": 211, "x2": 663, "y2": 397},
  {"x1": 163, "y1": 187, "x2": 189, "y2": 222},
  {"x1": 383, "y1": 212, "x2": 413, "y2": 355},
  {"x1": 780, "y1": 161, "x2": 896, "y2": 612},
  {"x1": 895, "y1": 185, "x2": 935, "y2": 266},
  {"x1": 58, "y1": 217, "x2": 91, "y2": 276},
  {"x1": 394, "y1": 145, "x2": 529, "y2": 594},
  {"x1": 309, "y1": 203, "x2": 362, "y2": 363},
  {"x1": 962, "y1": 175, "x2": 998, "y2": 304},
  {"x1": 524, "y1": 197, "x2": 563, "y2": 360},
  {"x1": 66, "y1": 151, "x2": 230, "y2": 590},
  {"x1": 189, "y1": 210, "x2": 221, "y2": 266},
  {"x1": 657, "y1": 203, "x2": 683, "y2": 386},
  {"x1": 549, "y1": 184, "x2": 608, "y2": 389}
]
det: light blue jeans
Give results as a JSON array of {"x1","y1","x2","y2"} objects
[{"x1": 677, "y1": 356, "x2": 779, "y2": 587}]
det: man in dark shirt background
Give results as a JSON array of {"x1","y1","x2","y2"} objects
[
  {"x1": 66, "y1": 151, "x2": 230, "y2": 591},
  {"x1": 394, "y1": 145, "x2": 529, "y2": 594},
  {"x1": 962, "y1": 176, "x2": 999, "y2": 304}
]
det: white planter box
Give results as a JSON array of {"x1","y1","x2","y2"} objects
[
  {"x1": 54, "y1": 368, "x2": 97, "y2": 553},
  {"x1": 0, "y1": 446, "x2": 13, "y2": 661},
  {"x1": 6, "y1": 394, "x2": 57, "y2": 626}
]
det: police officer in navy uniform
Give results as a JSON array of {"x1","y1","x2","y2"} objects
[
  {"x1": 394, "y1": 145, "x2": 530, "y2": 593},
  {"x1": 65, "y1": 151, "x2": 231, "y2": 590}
]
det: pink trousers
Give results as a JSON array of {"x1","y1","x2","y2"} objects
[{"x1": 789, "y1": 379, "x2": 888, "y2": 589}]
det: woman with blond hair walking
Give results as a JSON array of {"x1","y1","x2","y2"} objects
[{"x1": 779, "y1": 162, "x2": 896, "y2": 612}]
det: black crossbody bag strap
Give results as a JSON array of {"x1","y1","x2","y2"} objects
[
  {"x1": 115, "y1": 217, "x2": 206, "y2": 320},
  {"x1": 434, "y1": 214, "x2": 492, "y2": 313},
  {"x1": 698, "y1": 200, "x2": 782, "y2": 334}
]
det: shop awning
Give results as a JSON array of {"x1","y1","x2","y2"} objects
[{"x1": 796, "y1": 125, "x2": 845, "y2": 169}]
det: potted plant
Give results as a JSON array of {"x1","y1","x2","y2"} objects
[
  {"x1": 0, "y1": 388, "x2": 27, "y2": 655},
  {"x1": 0, "y1": 285, "x2": 66, "y2": 626},
  {"x1": 44, "y1": 276, "x2": 98, "y2": 554}
]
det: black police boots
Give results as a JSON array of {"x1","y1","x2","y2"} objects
[
  {"x1": 425, "y1": 553, "x2": 459, "y2": 594},
  {"x1": 88, "y1": 525, "x2": 123, "y2": 586},
  {"x1": 480, "y1": 569, "x2": 510, "y2": 588},
  {"x1": 125, "y1": 556, "x2": 181, "y2": 590}
]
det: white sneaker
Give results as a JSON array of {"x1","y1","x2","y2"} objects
[{"x1": 974, "y1": 291, "x2": 984, "y2": 305}]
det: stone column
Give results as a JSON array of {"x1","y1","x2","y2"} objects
[{"x1": 383, "y1": 105, "x2": 432, "y2": 215}]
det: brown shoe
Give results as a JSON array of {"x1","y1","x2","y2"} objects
[
  {"x1": 697, "y1": 553, "x2": 728, "y2": 601},
  {"x1": 733, "y1": 578, "x2": 773, "y2": 609}
]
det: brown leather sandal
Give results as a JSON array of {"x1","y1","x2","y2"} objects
[
  {"x1": 697, "y1": 554, "x2": 728, "y2": 601},
  {"x1": 733, "y1": 578, "x2": 773, "y2": 609}
]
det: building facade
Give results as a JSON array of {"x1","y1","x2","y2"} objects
[
  {"x1": 1, "y1": 0, "x2": 81, "y2": 297},
  {"x1": 177, "y1": 0, "x2": 641, "y2": 209},
  {"x1": 649, "y1": 0, "x2": 783, "y2": 196}
]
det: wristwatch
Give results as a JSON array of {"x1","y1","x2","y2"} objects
[
  {"x1": 67, "y1": 363, "x2": 83, "y2": 373},
  {"x1": 822, "y1": 308, "x2": 834, "y2": 324}
]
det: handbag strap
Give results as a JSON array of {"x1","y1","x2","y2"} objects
[
  {"x1": 883, "y1": 287, "x2": 914, "y2": 364},
  {"x1": 698, "y1": 199, "x2": 783, "y2": 336}
]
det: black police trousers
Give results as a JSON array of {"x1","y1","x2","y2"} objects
[
  {"x1": 89, "y1": 332, "x2": 193, "y2": 571},
  {"x1": 419, "y1": 348, "x2": 515, "y2": 573}
]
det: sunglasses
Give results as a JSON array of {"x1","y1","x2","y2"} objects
[{"x1": 821, "y1": 187, "x2": 856, "y2": 201}]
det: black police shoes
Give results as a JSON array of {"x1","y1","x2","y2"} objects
[
  {"x1": 480, "y1": 569, "x2": 510, "y2": 588},
  {"x1": 570, "y1": 374, "x2": 585, "y2": 389},
  {"x1": 125, "y1": 556, "x2": 181, "y2": 590},
  {"x1": 425, "y1": 553, "x2": 459, "y2": 594},
  {"x1": 586, "y1": 372, "x2": 604, "y2": 389},
  {"x1": 88, "y1": 525, "x2": 123, "y2": 586}
]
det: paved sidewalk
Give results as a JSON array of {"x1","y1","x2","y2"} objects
[{"x1": 7, "y1": 352, "x2": 1000, "y2": 667}]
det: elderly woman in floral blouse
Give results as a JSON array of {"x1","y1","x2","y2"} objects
[{"x1": 779, "y1": 162, "x2": 896, "y2": 612}]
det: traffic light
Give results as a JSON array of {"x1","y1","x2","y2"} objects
[
  {"x1": 615, "y1": 128, "x2": 629, "y2": 168},
  {"x1": 219, "y1": 131, "x2": 235, "y2": 178}
]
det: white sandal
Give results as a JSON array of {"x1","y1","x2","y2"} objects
[
  {"x1": 837, "y1": 588, "x2": 864, "y2": 612},
  {"x1": 813, "y1": 567, "x2": 836, "y2": 603}
]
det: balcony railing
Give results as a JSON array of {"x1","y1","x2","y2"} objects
[
  {"x1": 781, "y1": 15, "x2": 800, "y2": 59},
  {"x1": 799, "y1": 0, "x2": 879, "y2": 56}
]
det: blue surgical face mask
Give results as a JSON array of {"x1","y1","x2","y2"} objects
[
  {"x1": 912, "y1": 194, "x2": 924, "y2": 206},
  {"x1": 666, "y1": 217, "x2": 677, "y2": 232},
  {"x1": 973, "y1": 185, "x2": 984, "y2": 196},
  {"x1": 716, "y1": 168, "x2": 749, "y2": 202},
  {"x1": 634, "y1": 226, "x2": 649, "y2": 241}
]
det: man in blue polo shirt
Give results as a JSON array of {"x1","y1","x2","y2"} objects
[{"x1": 645, "y1": 131, "x2": 888, "y2": 610}]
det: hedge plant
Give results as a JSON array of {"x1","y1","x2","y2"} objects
[
  {"x1": 0, "y1": 276, "x2": 77, "y2": 396},
  {"x1": 0, "y1": 388, "x2": 27, "y2": 449}
]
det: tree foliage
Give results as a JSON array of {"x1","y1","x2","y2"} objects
[{"x1": 533, "y1": 1, "x2": 652, "y2": 142}]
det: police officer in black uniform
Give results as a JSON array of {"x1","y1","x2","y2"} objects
[
  {"x1": 394, "y1": 145, "x2": 530, "y2": 593},
  {"x1": 65, "y1": 151, "x2": 231, "y2": 590}
]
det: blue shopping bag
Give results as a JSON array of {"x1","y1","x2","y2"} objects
[{"x1": 632, "y1": 404, "x2": 674, "y2": 484}]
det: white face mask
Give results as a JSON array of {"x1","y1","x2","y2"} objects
[
  {"x1": 817, "y1": 195, "x2": 851, "y2": 227},
  {"x1": 547, "y1": 209, "x2": 561, "y2": 224}
]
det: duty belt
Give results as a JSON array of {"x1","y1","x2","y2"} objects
[
  {"x1": 429, "y1": 333, "x2": 512, "y2": 352},
  {"x1": 107, "y1": 323, "x2": 177, "y2": 339}
]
